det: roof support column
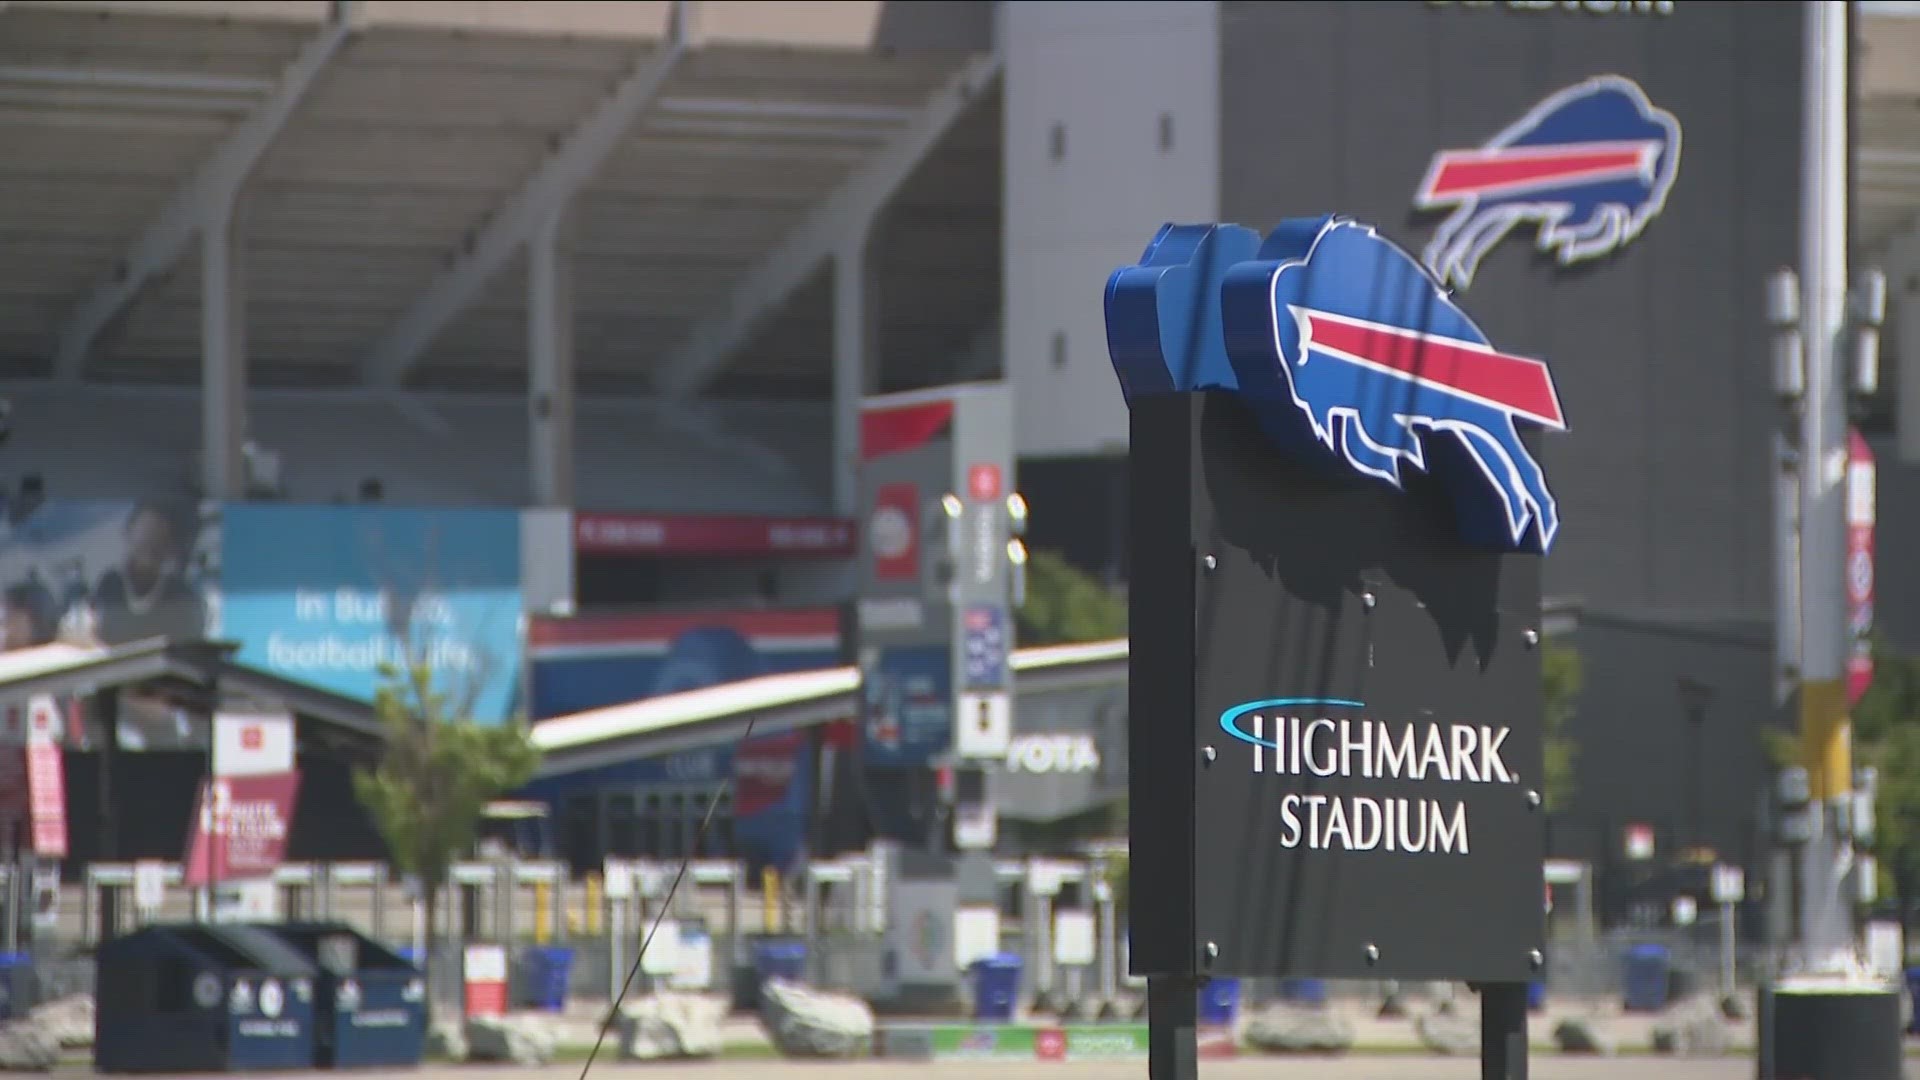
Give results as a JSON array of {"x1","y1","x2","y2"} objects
[
  {"x1": 528, "y1": 208, "x2": 575, "y2": 507},
  {"x1": 202, "y1": 199, "x2": 248, "y2": 500},
  {"x1": 832, "y1": 227, "x2": 878, "y2": 516}
]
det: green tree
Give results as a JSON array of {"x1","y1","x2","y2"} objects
[
  {"x1": 1540, "y1": 640, "x2": 1583, "y2": 813},
  {"x1": 1848, "y1": 638, "x2": 1920, "y2": 904},
  {"x1": 353, "y1": 661, "x2": 541, "y2": 1011},
  {"x1": 1016, "y1": 548, "x2": 1128, "y2": 646}
]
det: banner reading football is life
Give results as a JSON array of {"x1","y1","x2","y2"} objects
[{"x1": 181, "y1": 771, "x2": 301, "y2": 887}]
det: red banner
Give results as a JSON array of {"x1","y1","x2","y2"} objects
[
  {"x1": 870, "y1": 482, "x2": 920, "y2": 582},
  {"x1": 1847, "y1": 428, "x2": 1876, "y2": 706},
  {"x1": 574, "y1": 512, "x2": 854, "y2": 558},
  {"x1": 182, "y1": 771, "x2": 301, "y2": 886},
  {"x1": 26, "y1": 742, "x2": 66, "y2": 858}
]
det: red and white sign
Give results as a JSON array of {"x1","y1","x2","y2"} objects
[
  {"x1": 869, "y1": 482, "x2": 921, "y2": 582},
  {"x1": 967, "y1": 463, "x2": 1003, "y2": 503},
  {"x1": 1624, "y1": 822, "x2": 1655, "y2": 862},
  {"x1": 214, "y1": 712, "x2": 295, "y2": 778},
  {"x1": 181, "y1": 771, "x2": 301, "y2": 886},
  {"x1": 574, "y1": 512, "x2": 854, "y2": 559},
  {"x1": 463, "y1": 944, "x2": 509, "y2": 1018},
  {"x1": 26, "y1": 742, "x2": 66, "y2": 857},
  {"x1": 1847, "y1": 428, "x2": 1876, "y2": 706},
  {"x1": 733, "y1": 731, "x2": 805, "y2": 817}
]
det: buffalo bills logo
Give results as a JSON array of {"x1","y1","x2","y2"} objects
[
  {"x1": 1104, "y1": 216, "x2": 1567, "y2": 555},
  {"x1": 1416, "y1": 75, "x2": 1681, "y2": 291}
]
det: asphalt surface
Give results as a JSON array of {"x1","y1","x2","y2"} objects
[{"x1": 64, "y1": 1060, "x2": 1767, "y2": 1080}]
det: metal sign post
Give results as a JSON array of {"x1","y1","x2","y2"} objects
[{"x1": 1107, "y1": 215, "x2": 1559, "y2": 1080}]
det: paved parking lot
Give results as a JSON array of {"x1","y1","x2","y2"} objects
[{"x1": 70, "y1": 1058, "x2": 1763, "y2": 1080}]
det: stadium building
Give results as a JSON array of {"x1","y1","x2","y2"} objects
[{"x1": 0, "y1": 0, "x2": 1916, "y2": 933}]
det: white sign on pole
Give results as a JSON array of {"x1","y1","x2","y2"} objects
[
  {"x1": 133, "y1": 860, "x2": 167, "y2": 913},
  {"x1": 1672, "y1": 895, "x2": 1698, "y2": 927},
  {"x1": 953, "y1": 802, "x2": 997, "y2": 851},
  {"x1": 955, "y1": 692, "x2": 1012, "y2": 760},
  {"x1": 603, "y1": 858, "x2": 634, "y2": 900},
  {"x1": 1052, "y1": 910, "x2": 1097, "y2": 967},
  {"x1": 640, "y1": 920, "x2": 683, "y2": 976},
  {"x1": 212, "y1": 712, "x2": 295, "y2": 777},
  {"x1": 1711, "y1": 865, "x2": 1746, "y2": 905},
  {"x1": 670, "y1": 926, "x2": 713, "y2": 990},
  {"x1": 954, "y1": 905, "x2": 1001, "y2": 969}
]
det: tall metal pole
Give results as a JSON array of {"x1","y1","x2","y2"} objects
[{"x1": 1794, "y1": 0, "x2": 1855, "y2": 975}]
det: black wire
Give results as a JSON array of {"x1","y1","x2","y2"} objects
[{"x1": 575, "y1": 712, "x2": 762, "y2": 1080}]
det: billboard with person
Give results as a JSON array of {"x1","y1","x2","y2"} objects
[
  {"x1": 0, "y1": 497, "x2": 216, "y2": 653},
  {"x1": 218, "y1": 505, "x2": 524, "y2": 724}
]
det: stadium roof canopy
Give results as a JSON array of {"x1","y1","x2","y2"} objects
[
  {"x1": 0, "y1": 636, "x2": 381, "y2": 746},
  {"x1": 0, "y1": 0, "x2": 1000, "y2": 400},
  {"x1": 531, "y1": 637, "x2": 1128, "y2": 776},
  {"x1": 1, "y1": 1, "x2": 1916, "y2": 408}
]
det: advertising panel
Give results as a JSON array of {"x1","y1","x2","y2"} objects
[
  {"x1": 182, "y1": 771, "x2": 302, "y2": 887},
  {"x1": 732, "y1": 729, "x2": 815, "y2": 873},
  {"x1": 219, "y1": 505, "x2": 523, "y2": 724},
  {"x1": 526, "y1": 608, "x2": 841, "y2": 719},
  {"x1": 860, "y1": 644, "x2": 952, "y2": 767},
  {"x1": 0, "y1": 497, "x2": 216, "y2": 651}
]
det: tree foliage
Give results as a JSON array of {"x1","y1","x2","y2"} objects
[
  {"x1": 353, "y1": 662, "x2": 541, "y2": 897},
  {"x1": 1016, "y1": 548, "x2": 1128, "y2": 646},
  {"x1": 1846, "y1": 637, "x2": 1920, "y2": 903},
  {"x1": 1541, "y1": 640, "x2": 1583, "y2": 813}
]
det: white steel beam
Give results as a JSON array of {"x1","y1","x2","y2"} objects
[
  {"x1": 652, "y1": 51, "x2": 1002, "y2": 402},
  {"x1": 51, "y1": 3, "x2": 357, "y2": 381},
  {"x1": 360, "y1": 7, "x2": 686, "y2": 388}
]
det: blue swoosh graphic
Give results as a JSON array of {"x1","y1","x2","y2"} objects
[{"x1": 1219, "y1": 697, "x2": 1366, "y2": 750}]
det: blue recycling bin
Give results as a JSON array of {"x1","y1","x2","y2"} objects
[
  {"x1": 268, "y1": 923, "x2": 427, "y2": 1069},
  {"x1": 1198, "y1": 978, "x2": 1241, "y2": 1025},
  {"x1": 746, "y1": 937, "x2": 809, "y2": 1011},
  {"x1": 970, "y1": 953, "x2": 1023, "y2": 1021},
  {"x1": 1278, "y1": 978, "x2": 1327, "y2": 1006},
  {"x1": 95, "y1": 923, "x2": 319, "y2": 1073},
  {"x1": 1528, "y1": 980, "x2": 1547, "y2": 1012},
  {"x1": 1623, "y1": 943, "x2": 1672, "y2": 1013},
  {"x1": 519, "y1": 946, "x2": 576, "y2": 1012},
  {"x1": 0, "y1": 952, "x2": 29, "y2": 1020},
  {"x1": 1906, "y1": 969, "x2": 1920, "y2": 1034}
]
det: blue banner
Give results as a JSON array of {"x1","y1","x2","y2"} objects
[
  {"x1": 527, "y1": 609, "x2": 841, "y2": 719},
  {"x1": 218, "y1": 505, "x2": 524, "y2": 724},
  {"x1": 861, "y1": 644, "x2": 952, "y2": 767}
]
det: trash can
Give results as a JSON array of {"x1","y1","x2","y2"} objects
[
  {"x1": 267, "y1": 923, "x2": 427, "y2": 1069},
  {"x1": 1527, "y1": 980, "x2": 1547, "y2": 1012},
  {"x1": 95, "y1": 923, "x2": 319, "y2": 1073},
  {"x1": 1622, "y1": 943, "x2": 1671, "y2": 1013},
  {"x1": 1198, "y1": 978, "x2": 1241, "y2": 1025},
  {"x1": 969, "y1": 953, "x2": 1023, "y2": 1021},
  {"x1": 0, "y1": 952, "x2": 30, "y2": 1020},
  {"x1": 744, "y1": 937, "x2": 808, "y2": 1011},
  {"x1": 518, "y1": 946, "x2": 575, "y2": 1012},
  {"x1": 1277, "y1": 978, "x2": 1327, "y2": 1006}
]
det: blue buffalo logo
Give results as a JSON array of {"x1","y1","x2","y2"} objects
[
  {"x1": 1416, "y1": 74, "x2": 1681, "y2": 291},
  {"x1": 1104, "y1": 216, "x2": 1567, "y2": 554}
]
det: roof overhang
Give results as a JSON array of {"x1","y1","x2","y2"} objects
[
  {"x1": 532, "y1": 637, "x2": 1129, "y2": 777},
  {"x1": 0, "y1": 636, "x2": 381, "y2": 745}
]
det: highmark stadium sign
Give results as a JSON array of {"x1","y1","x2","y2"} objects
[
  {"x1": 1219, "y1": 698, "x2": 1510, "y2": 855},
  {"x1": 1107, "y1": 212, "x2": 1550, "y2": 987}
]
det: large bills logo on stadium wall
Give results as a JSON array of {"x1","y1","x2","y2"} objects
[{"x1": 219, "y1": 506, "x2": 524, "y2": 724}]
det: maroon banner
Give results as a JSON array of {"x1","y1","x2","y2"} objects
[
  {"x1": 26, "y1": 742, "x2": 65, "y2": 858},
  {"x1": 575, "y1": 512, "x2": 855, "y2": 558},
  {"x1": 1846, "y1": 428, "x2": 1876, "y2": 707},
  {"x1": 182, "y1": 771, "x2": 301, "y2": 886}
]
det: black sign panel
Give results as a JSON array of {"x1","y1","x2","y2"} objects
[{"x1": 1129, "y1": 392, "x2": 1543, "y2": 981}]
